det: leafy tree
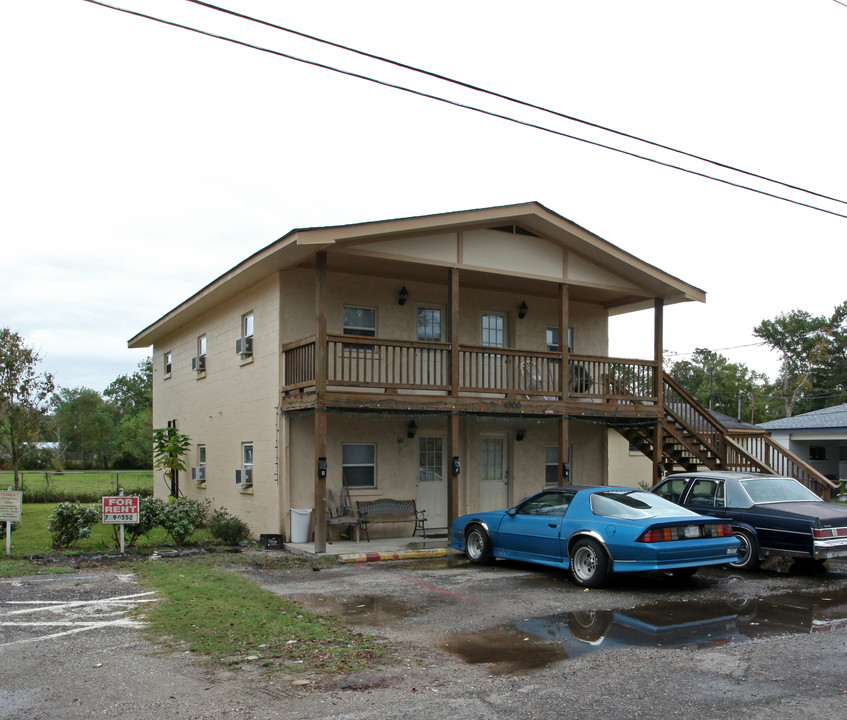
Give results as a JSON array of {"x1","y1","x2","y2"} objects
[
  {"x1": 755, "y1": 308, "x2": 834, "y2": 416},
  {"x1": 666, "y1": 348, "x2": 772, "y2": 424},
  {"x1": 51, "y1": 387, "x2": 115, "y2": 468},
  {"x1": 112, "y1": 407, "x2": 153, "y2": 468},
  {"x1": 0, "y1": 328, "x2": 55, "y2": 489},
  {"x1": 153, "y1": 426, "x2": 191, "y2": 497},
  {"x1": 104, "y1": 357, "x2": 152, "y2": 416}
]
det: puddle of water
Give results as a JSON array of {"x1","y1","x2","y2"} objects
[
  {"x1": 443, "y1": 589, "x2": 847, "y2": 672},
  {"x1": 311, "y1": 594, "x2": 419, "y2": 625},
  {"x1": 442, "y1": 628, "x2": 569, "y2": 675}
]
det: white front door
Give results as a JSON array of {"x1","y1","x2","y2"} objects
[
  {"x1": 416, "y1": 436, "x2": 447, "y2": 528},
  {"x1": 480, "y1": 435, "x2": 509, "y2": 511}
]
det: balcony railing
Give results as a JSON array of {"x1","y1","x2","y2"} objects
[{"x1": 282, "y1": 335, "x2": 658, "y2": 404}]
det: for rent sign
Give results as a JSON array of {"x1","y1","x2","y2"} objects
[
  {"x1": 0, "y1": 490, "x2": 23, "y2": 523},
  {"x1": 102, "y1": 496, "x2": 140, "y2": 524}
]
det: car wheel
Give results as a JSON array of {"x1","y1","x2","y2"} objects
[
  {"x1": 465, "y1": 524, "x2": 493, "y2": 565},
  {"x1": 569, "y1": 538, "x2": 610, "y2": 588},
  {"x1": 728, "y1": 528, "x2": 760, "y2": 571}
]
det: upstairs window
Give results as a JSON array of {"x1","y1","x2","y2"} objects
[
  {"x1": 546, "y1": 327, "x2": 574, "y2": 352},
  {"x1": 164, "y1": 352, "x2": 172, "y2": 377},
  {"x1": 417, "y1": 307, "x2": 442, "y2": 342},
  {"x1": 238, "y1": 312, "x2": 254, "y2": 357},
  {"x1": 343, "y1": 306, "x2": 377, "y2": 338},
  {"x1": 192, "y1": 335, "x2": 207, "y2": 372}
]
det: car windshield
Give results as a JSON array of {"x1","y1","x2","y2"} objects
[
  {"x1": 590, "y1": 490, "x2": 699, "y2": 520},
  {"x1": 740, "y1": 477, "x2": 820, "y2": 504}
]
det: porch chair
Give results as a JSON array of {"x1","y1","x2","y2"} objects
[{"x1": 326, "y1": 488, "x2": 362, "y2": 542}]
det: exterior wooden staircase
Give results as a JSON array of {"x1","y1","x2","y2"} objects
[{"x1": 617, "y1": 375, "x2": 838, "y2": 500}]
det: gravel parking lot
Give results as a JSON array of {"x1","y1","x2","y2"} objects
[{"x1": 3, "y1": 554, "x2": 847, "y2": 719}]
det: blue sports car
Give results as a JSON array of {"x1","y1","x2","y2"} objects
[{"x1": 449, "y1": 486, "x2": 740, "y2": 587}]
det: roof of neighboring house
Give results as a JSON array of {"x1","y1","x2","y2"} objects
[
  {"x1": 757, "y1": 403, "x2": 847, "y2": 432},
  {"x1": 707, "y1": 409, "x2": 760, "y2": 432},
  {"x1": 129, "y1": 201, "x2": 707, "y2": 348}
]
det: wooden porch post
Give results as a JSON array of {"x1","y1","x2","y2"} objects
[
  {"x1": 449, "y1": 267, "x2": 460, "y2": 397},
  {"x1": 652, "y1": 298, "x2": 665, "y2": 487},
  {"x1": 558, "y1": 283, "x2": 570, "y2": 486},
  {"x1": 448, "y1": 267, "x2": 461, "y2": 523},
  {"x1": 314, "y1": 252, "x2": 328, "y2": 552},
  {"x1": 448, "y1": 412, "x2": 460, "y2": 524}
]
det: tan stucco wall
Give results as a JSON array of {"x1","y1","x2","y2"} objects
[
  {"x1": 284, "y1": 412, "x2": 608, "y2": 539},
  {"x1": 606, "y1": 429, "x2": 652, "y2": 488},
  {"x1": 152, "y1": 274, "x2": 282, "y2": 536}
]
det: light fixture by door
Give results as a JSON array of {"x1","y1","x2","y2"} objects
[
  {"x1": 407, "y1": 419, "x2": 417, "y2": 438},
  {"x1": 398, "y1": 286, "x2": 409, "y2": 305},
  {"x1": 518, "y1": 301, "x2": 528, "y2": 319}
]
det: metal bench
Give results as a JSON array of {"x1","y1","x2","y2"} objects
[{"x1": 356, "y1": 498, "x2": 427, "y2": 541}]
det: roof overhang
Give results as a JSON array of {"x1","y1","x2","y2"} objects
[{"x1": 129, "y1": 201, "x2": 705, "y2": 348}]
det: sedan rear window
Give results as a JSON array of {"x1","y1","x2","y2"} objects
[
  {"x1": 590, "y1": 491, "x2": 700, "y2": 520},
  {"x1": 740, "y1": 477, "x2": 820, "y2": 504}
]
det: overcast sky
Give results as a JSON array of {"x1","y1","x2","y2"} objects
[{"x1": 2, "y1": 0, "x2": 845, "y2": 393}]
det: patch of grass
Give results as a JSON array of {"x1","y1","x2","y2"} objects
[
  {"x1": 135, "y1": 557, "x2": 384, "y2": 673},
  {"x1": 0, "y1": 470, "x2": 154, "y2": 503},
  {"x1": 0, "y1": 503, "x2": 213, "y2": 577}
]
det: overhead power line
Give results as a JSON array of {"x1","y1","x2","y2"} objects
[
  {"x1": 184, "y1": 0, "x2": 847, "y2": 211},
  {"x1": 82, "y1": 0, "x2": 847, "y2": 220}
]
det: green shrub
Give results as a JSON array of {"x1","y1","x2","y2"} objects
[
  {"x1": 208, "y1": 507, "x2": 251, "y2": 545},
  {"x1": 114, "y1": 496, "x2": 167, "y2": 548},
  {"x1": 160, "y1": 497, "x2": 210, "y2": 545},
  {"x1": 47, "y1": 502, "x2": 101, "y2": 548}
]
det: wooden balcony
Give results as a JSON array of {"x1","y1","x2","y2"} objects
[{"x1": 281, "y1": 335, "x2": 659, "y2": 415}]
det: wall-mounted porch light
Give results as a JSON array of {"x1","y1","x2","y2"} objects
[
  {"x1": 398, "y1": 286, "x2": 409, "y2": 305},
  {"x1": 518, "y1": 301, "x2": 528, "y2": 319},
  {"x1": 516, "y1": 429, "x2": 527, "y2": 442},
  {"x1": 407, "y1": 419, "x2": 417, "y2": 438}
]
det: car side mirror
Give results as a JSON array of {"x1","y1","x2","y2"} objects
[{"x1": 508, "y1": 507, "x2": 517, "y2": 517}]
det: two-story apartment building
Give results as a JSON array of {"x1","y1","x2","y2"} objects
[{"x1": 129, "y1": 202, "x2": 708, "y2": 550}]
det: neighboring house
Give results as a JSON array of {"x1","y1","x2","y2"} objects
[
  {"x1": 128, "y1": 201, "x2": 755, "y2": 549},
  {"x1": 758, "y1": 404, "x2": 847, "y2": 484}
]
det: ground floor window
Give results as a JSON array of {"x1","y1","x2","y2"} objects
[
  {"x1": 545, "y1": 445, "x2": 573, "y2": 485},
  {"x1": 343, "y1": 443, "x2": 376, "y2": 488},
  {"x1": 418, "y1": 436, "x2": 443, "y2": 482}
]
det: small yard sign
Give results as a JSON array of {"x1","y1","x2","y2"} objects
[
  {"x1": 0, "y1": 490, "x2": 23, "y2": 523},
  {"x1": 1, "y1": 489, "x2": 23, "y2": 556},
  {"x1": 102, "y1": 495, "x2": 140, "y2": 524}
]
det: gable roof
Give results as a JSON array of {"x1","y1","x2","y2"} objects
[
  {"x1": 129, "y1": 201, "x2": 706, "y2": 348},
  {"x1": 757, "y1": 404, "x2": 847, "y2": 432}
]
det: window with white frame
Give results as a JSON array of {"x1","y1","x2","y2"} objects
[
  {"x1": 482, "y1": 313, "x2": 506, "y2": 348},
  {"x1": 342, "y1": 443, "x2": 376, "y2": 488},
  {"x1": 239, "y1": 312, "x2": 254, "y2": 357},
  {"x1": 242, "y1": 442, "x2": 253, "y2": 469},
  {"x1": 193, "y1": 335, "x2": 207, "y2": 372},
  {"x1": 418, "y1": 436, "x2": 443, "y2": 482},
  {"x1": 164, "y1": 351, "x2": 172, "y2": 377},
  {"x1": 193, "y1": 444, "x2": 206, "y2": 483},
  {"x1": 417, "y1": 307, "x2": 443, "y2": 342}
]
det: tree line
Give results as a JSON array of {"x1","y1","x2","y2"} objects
[
  {"x1": 1, "y1": 328, "x2": 152, "y2": 489},
  {"x1": 667, "y1": 301, "x2": 847, "y2": 423}
]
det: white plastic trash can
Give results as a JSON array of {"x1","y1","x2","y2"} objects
[{"x1": 290, "y1": 508, "x2": 313, "y2": 543}]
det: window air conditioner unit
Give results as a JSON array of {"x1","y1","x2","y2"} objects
[
  {"x1": 191, "y1": 355, "x2": 206, "y2": 372},
  {"x1": 235, "y1": 467, "x2": 253, "y2": 486},
  {"x1": 191, "y1": 466, "x2": 206, "y2": 482},
  {"x1": 236, "y1": 336, "x2": 253, "y2": 356}
]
